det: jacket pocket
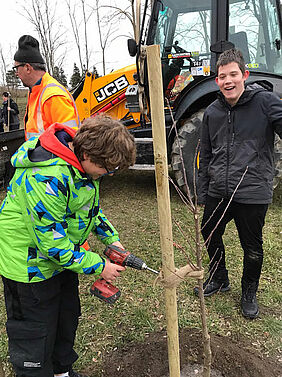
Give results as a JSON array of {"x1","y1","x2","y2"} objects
[{"x1": 6, "y1": 319, "x2": 47, "y2": 369}]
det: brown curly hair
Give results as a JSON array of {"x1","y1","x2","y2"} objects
[{"x1": 73, "y1": 114, "x2": 136, "y2": 171}]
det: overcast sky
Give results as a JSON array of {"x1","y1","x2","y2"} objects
[{"x1": 1, "y1": 0, "x2": 135, "y2": 80}]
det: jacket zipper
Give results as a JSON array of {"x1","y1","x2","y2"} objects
[
  {"x1": 80, "y1": 182, "x2": 97, "y2": 246},
  {"x1": 226, "y1": 109, "x2": 232, "y2": 197}
]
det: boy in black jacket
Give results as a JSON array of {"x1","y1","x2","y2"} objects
[
  {"x1": 195, "y1": 49, "x2": 282, "y2": 319},
  {"x1": 2, "y1": 92, "x2": 20, "y2": 131}
]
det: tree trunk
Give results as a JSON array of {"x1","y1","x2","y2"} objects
[{"x1": 194, "y1": 206, "x2": 212, "y2": 377}]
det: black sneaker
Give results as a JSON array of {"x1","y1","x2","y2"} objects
[
  {"x1": 69, "y1": 369, "x2": 88, "y2": 377},
  {"x1": 241, "y1": 281, "x2": 259, "y2": 319},
  {"x1": 194, "y1": 278, "x2": 230, "y2": 297}
]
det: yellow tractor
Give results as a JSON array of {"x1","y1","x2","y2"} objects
[{"x1": 74, "y1": 65, "x2": 139, "y2": 124}]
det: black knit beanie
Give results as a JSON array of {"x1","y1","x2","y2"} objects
[{"x1": 14, "y1": 35, "x2": 45, "y2": 64}]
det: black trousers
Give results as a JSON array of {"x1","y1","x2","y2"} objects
[
  {"x1": 2, "y1": 270, "x2": 81, "y2": 377},
  {"x1": 9, "y1": 124, "x2": 20, "y2": 131},
  {"x1": 201, "y1": 196, "x2": 268, "y2": 285}
]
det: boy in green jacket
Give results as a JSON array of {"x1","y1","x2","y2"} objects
[{"x1": 0, "y1": 114, "x2": 136, "y2": 377}]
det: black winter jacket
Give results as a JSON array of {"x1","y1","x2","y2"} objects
[
  {"x1": 198, "y1": 84, "x2": 282, "y2": 204},
  {"x1": 1, "y1": 98, "x2": 20, "y2": 128}
]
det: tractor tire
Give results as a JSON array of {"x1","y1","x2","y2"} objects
[
  {"x1": 273, "y1": 134, "x2": 282, "y2": 189},
  {"x1": 171, "y1": 109, "x2": 205, "y2": 197}
]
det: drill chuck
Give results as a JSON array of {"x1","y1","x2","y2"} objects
[
  {"x1": 125, "y1": 254, "x2": 159, "y2": 274},
  {"x1": 104, "y1": 245, "x2": 159, "y2": 274},
  {"x1": 125, "y1": 254, "x2": 146, "y2": 270}
]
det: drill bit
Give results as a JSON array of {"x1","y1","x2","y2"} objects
[{"x1": 143, "y1": 264, "x2": 159, "y2": 274}]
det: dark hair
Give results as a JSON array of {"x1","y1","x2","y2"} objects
[
  {"x1": 73, "y1": 114, "x2": 136, "y2": 170},
  {"x1": 216, "y1": 48, "x2": 245, "y2": 75},
  {"x1": 2, "y1": 92, "x2": 9, "y2": 98},
  {"x1": 29, "y1": 62, "x2": 46, "y2": 72}
]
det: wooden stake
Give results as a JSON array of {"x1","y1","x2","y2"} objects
[
  {"x1": 7, "y1": 93, "x2": 11, "y2": 131},
  {"x1": 146, "y1": 44, "x2": 180, "y2": 377}
]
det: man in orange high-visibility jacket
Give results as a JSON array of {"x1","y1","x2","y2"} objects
[{"x1": 13, "y1": 35, "x2": 80, "y2": 140}]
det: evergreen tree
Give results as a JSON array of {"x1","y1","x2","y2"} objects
[
  {"x1": 53, "y1": 66, "x2": 68, "y2": 87},
  {"x1": 81, "y1": 64, "x2": 87, "y2": 77},
  {"x1": 52, "y1": 66, "x2": 60, "y2": 83},
  {"x1": 69, "y1": 63, "x2": 81, "y2": 89},
  {"x1": 6, "y1": 70, "x2": 21, "y2": 88},
  {"x1": 59, "y1": 68, "x2": 68, "y2": 87},
  {"x1": 93, "y1": 66, "x2": 100, "y2": 78}
]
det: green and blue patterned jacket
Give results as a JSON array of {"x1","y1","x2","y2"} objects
[{"x1": 0, "y1": 124, "x2": 119, "y2": 283}]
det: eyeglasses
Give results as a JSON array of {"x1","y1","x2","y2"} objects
[
  {"x1": 12, "y1": 63, "x2": 26, "y2": 72},
  {"x1": 101, "y1": 166, "x2": 119, "y2": 177},
  {"x1": 105, "y1": 166, "x2": 119, "y2": 175}
]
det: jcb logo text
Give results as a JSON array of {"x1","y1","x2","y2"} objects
[{"x1": 94, "y1": 75, "x2": 129, "y2": 103}]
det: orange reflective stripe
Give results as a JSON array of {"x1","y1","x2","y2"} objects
[
  {"x1": 39, "y1": 83, "x2": 81, "y2": 126},
  {"x1": 25, "y1": 73, "x2": 80, "y2": 140}
]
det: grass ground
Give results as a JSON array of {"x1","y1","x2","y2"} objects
[{"x1": 0, "y1": 170, "x2": 281, "y2": 376}]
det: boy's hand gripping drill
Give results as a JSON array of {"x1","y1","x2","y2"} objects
[{"x1": 90, "y1": 244, "x2": 159, "y2": 304}]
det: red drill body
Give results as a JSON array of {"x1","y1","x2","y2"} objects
[
  {"x1": 104, "y1": 245, "x2": 132, "y2": 266},
  {"x1": 90, "y1": 245, "x2": 158, "y2": 304}
]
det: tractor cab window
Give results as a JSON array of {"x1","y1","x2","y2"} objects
[
  {"x1": 153, "y1": 0, "x2": 282, "y2": 102},
  {"x1": 154, "y1": 0, "x2": 212, "y2": 103},
  {"x1": 229, "y1": 0, "x2": 282, "y2": 75}
]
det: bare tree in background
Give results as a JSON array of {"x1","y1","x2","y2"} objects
[
  {"x1": 66, "y1": 0, "x2": 132, "y2": 77},
  {"x1": 91, "y1": 0, "x2": 119, "y2": 76},
  {"x1": 65, "y1": 0, "x2": 94, "y2": 73},
  {"x1": 98, "y1": 0, "x2": 137, "y2": 40},
  {"x1": 98, "y1": 0, "x2": 153, "y2": 43},
  {"x1": 20, "y1": 0, "x2": 67, "y2": 75},
  {"x1": 19, "y1": 0, "x2": 150, "y2": 78},
  {"x1": 0, "y1": 45, "x2": 8, "y2": 86}
]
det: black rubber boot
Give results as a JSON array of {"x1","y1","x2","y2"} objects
[
  {"x1": 194, "y1": 277, "x2": 230, "y2": 297},
  {"x1": 241, "y1": 280, "x2": 259, "y2": 319}
]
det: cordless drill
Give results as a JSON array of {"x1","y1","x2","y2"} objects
[{"x1": 90, "y1": 244, "x2": 159, "y2": 304}]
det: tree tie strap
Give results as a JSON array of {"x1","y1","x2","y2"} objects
[{"x1": 154, "y1": 264, "x2": 204, "y2": 289}]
